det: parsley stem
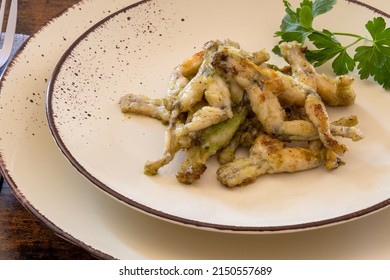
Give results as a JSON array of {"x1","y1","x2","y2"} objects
[
  {"x1": 333, "y1": 32, "x2": 370, "y2": 49},
  {"x1": 344, "y1": 37, "x2": 365, "y2": 49},
  {"x1": 333, "y1": 32, "x2": 367, "y2": 41}
]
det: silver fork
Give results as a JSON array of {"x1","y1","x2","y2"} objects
[
  {"x1": 0, "y1": 0, "x2": 17, "y2": 68},
  {"x1": 0, "y1": 0, "x2": 17, "y2": 191}
]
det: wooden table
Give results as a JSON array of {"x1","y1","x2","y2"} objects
[{"x1": 0, "y1": 0, "x2": 96, "y2": 260}]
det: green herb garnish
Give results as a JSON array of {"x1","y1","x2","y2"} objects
[{"x1": 274, "y1": 0, "x2": 390, "y2": 89}]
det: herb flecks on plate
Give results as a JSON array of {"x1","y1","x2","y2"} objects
[{"x1": 274, "y1": 0, "x2": 390, "y2": 89}]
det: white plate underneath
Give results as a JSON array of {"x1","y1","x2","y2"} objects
[{"x1": 1, "y1": 0, "x2": 390, "y2": 259}]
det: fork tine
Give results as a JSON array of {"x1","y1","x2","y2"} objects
[
  {"x1": 0, "y1": 1, "x2": 6, "y2": 35},
  {"x1": 0, "y1": 0, "x2": 17, "y2": 67}
]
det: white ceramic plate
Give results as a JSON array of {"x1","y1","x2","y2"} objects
[
  {"x1": 45, "y1": 0, "x2": 390, "y2": 232},
  {"x1": 2, "y1": 0, "x2": 390, "y2": 261}
]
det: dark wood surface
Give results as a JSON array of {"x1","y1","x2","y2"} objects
[{"x1": 0, "y1": 0, "x2": 96, "y2": 260}]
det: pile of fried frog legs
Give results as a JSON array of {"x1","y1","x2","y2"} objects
[{"x1": 120, "y1": 40, "x2": 363, "y2": 188}]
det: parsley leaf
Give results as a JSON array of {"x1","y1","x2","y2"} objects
[
  {"x1": 306, "y1": 30, "x2": 355, "y2": 75},
  {"x1": 274, "y1": 0, "x2": 390, "y2": 90},
  {"x1": 311, "y1": 0, "x2": 337, "y2": 17},
  {"x1": 275, "y1": 0, "x2": 336, "y2": 43},
  {"x1": 275, "y1": 0, "x2": 314, "y2": 44},
  {"x1": 355, "y1": 17, "x2": 390, "y2": 89}
]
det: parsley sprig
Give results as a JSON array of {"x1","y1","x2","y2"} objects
[{"x1": 274, "y1": 0, "x2": 390, "y2": 89}]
